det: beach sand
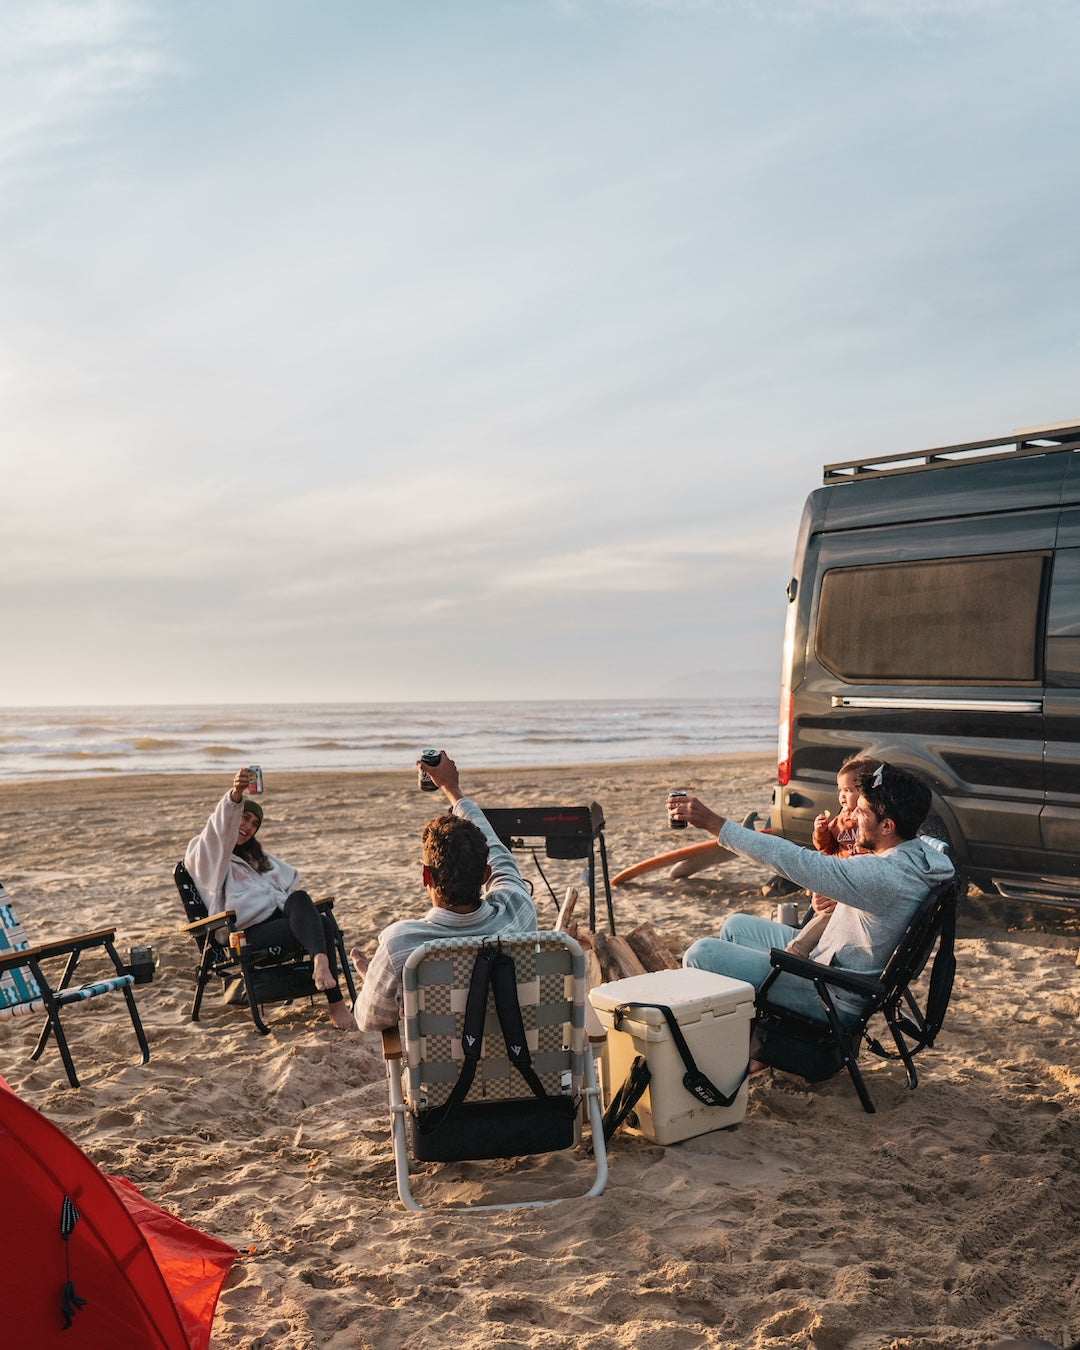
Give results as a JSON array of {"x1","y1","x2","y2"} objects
[{"x1": 2, "y1": 757, "x2": 1078, "y2": 1349}]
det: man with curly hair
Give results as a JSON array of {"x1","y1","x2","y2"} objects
[{"x1": 351, "y1": 751, "x2": 537, "y2": 1032}]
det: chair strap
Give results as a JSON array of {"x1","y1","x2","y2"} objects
[
  {"x1": 919, "y1": 891, "x2": 956, "y2": 1045},
  {"x1": 489, "y1": 946, "x2": 550, "y2": 1101},
  {"x1": 601, "y1": 1054, "x2": 652, "y2": 1142},
  {"x1": 879, "y1": 892, "x2": 958, "y2": 1052},
  {"x1": 613, "y1": 1001, "x2": 749, "y2": 1109},
  {"x1": 418, "y1": 942, "x2": 552, "y2": 1136}
]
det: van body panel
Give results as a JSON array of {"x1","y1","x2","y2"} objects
[
  {"x1": 775, "y1": 427, "x2": 1080, "y2": 902},
  {"x1": 817, "y1": 454, "x2": 1072, "y2": 532},
  {"x1": 1042, "y1": 539, "x2": 1080, "y2": 874}
]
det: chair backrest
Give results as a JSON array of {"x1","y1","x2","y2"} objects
[
  {"x1": 877, "y1": 873, "x2": 959, "y2": 1005},
  {"x1": 174, "y1": 862, "x2": 209, "y2": 925},
  {"x1": 878, "y1": 870, "x2": 962, "y2": 1048},
  {"x1": 0, "y1": 882, "x2": 42, "y2": 1011},
  {"x1": 401, "y1": 932, "x2": 588, "y2": 1112}
]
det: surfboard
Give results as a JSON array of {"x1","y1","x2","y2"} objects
[
  {"x1": 666, "y1": 844, "x2": 738, "y2": 879},
  {"x1": 611, "y1": 840, "x2": 736, "y2": 885}
]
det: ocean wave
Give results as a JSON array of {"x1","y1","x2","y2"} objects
[{"x1": 0, "y1": 699, "x2": 774, "y2": 782}]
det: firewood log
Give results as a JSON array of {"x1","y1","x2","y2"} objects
[
  {"x1": 604, "y1": 934, "x2": 648, "y2": 978},
  {"x1": 625, "y1": 922, "x2": 680, "y2": 971},
  {"x1": 592, "y1": 932, "x2": 623, "y2": 984},
  {"x1": 555, "y1": 885, "x2": 578, "y2": 932}
]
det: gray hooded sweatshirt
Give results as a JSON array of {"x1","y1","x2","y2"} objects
[{"x1": 717, "y1": 820, "x2": 955, "y2": 985}]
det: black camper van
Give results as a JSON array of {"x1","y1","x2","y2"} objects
[{"x1": 772, "y1": 419, "x2": 1080, "y2": 907}]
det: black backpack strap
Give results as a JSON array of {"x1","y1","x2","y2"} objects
[
  {"x1": 489, "y1": 947, "x2": 551, "y2": 1101},
  {"x1": 615, "y1": 1001, "x2": 749, "y2": 1109},
  {"x1": 417, "y1": 944, "x2": 497, "y2": 1135}
]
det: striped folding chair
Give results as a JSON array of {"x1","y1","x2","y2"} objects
[{"x1": 0, "y1": 881, "x2": 150, "y2": 1088}]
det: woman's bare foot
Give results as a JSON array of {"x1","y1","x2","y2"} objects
[
  {"x1": 350, "y1": 946, "x2": 370, "y2": 978},
  {"x1": 312, "y1": 952, "x2": 336, "y2": 991},
  {"x1": 748, "y1": 1058, "x2": 768, "y2": 1076},
  {"x1": 328, "y1": 1000, "x2": 355, "y2": 1031}
]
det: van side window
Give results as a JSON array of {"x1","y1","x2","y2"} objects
[
  {"x1": 1047, "y1": 548, "x2": 1080, "y2": 686},
  {"x1": 816, "y1": 552, "x2": 1049, "y2": 683}
]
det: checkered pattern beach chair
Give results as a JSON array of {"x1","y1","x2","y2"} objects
[
  {"x1": 0, "y1": 880, "x2": 150, "y2": 1088},
  {"x1": 382, "y1": 931, "x2": 608, "y2": 1212}
]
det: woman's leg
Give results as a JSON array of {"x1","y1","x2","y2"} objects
[
  {"x1": 283, "y1": 892, "x2": 354, "y2": 1028},
  {"x1": 282, "y1": 891, "x2": 335, "y2": 971}
]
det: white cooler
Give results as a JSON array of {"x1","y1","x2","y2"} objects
[{"x1": 589, "y1": 968, "x2": 755, "y2": 1144}]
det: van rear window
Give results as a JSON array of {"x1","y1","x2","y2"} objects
[{"x1": 816, "y1": 552, "x2": 1048, "y2": 682}]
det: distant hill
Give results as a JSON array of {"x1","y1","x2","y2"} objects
[{"x1": 649, "y1": 669, "x2": 775, "y2": 700}]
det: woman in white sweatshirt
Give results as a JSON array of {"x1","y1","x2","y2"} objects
[{"x1": 185, "y1": 768, "x2": 354, "y2": 1030}]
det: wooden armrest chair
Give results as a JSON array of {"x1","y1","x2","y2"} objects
[
  {"x1": 0, "y1": 881, "x2": 150, "y2": 1088},
  {"x1": 174, "y1": 862, "x2": 356, "y2": 1034},
  {"x1": 753, "y1": 871, "x2": 962, "y2": 1113}
]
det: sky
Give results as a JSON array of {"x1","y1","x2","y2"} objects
[{"x1": 2, "y1": 0, "x2": 1078, "y2": 706}]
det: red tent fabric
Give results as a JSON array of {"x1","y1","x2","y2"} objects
[{"x1": 0, "y1": 1075, "x2": 237, "y2": 1348}]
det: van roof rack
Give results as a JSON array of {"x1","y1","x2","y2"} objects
[{"x1": 823, "y1": 420, "x2": 1080, "y2": 483}]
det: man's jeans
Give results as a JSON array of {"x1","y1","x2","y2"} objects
[{"x1": 683, "y1": 913, "x2": 855, "y2": 1024}]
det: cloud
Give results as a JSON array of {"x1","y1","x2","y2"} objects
[
  {"x1": 1, "y1": 0, "x2": 1078, "y2": 703},
  {"x1": 0, "y1": 0, "x2": 169, "y2": 173}
]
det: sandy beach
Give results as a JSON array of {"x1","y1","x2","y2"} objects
[{"x1": 2, "y1": 756, "x2": 1078, "y2": 1350}]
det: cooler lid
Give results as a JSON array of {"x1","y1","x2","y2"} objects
[{"x1": 589, "y1": 967, "x2": 754, "y2": 1023}]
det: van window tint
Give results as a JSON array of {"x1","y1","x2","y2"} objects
[{"x1": 816, "y1": 552, "x2": 1048, "y2": 682}]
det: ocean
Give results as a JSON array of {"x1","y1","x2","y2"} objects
[{"x1": 0, "y1": 699, "x2": 776, "y2": 783}]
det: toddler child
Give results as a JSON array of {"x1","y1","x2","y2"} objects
[{"x1": 785, "y1": 756, "x2": 881, "y2": 958}]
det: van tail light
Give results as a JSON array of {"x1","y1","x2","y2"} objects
[{"x1": 777, "y1": 686, "x2": 792, "y2": 787}]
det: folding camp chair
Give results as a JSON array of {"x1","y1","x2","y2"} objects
[
  {"x1": 752, "y1": 871, "x2": 962, "y2": 1114},
  {"x1": 174, "y1": 862, "x2": 356, "y2": 1035},
  {"x1": 382, "y1": 931, "x2": 608, "y2": 1212},
  {"x1": 0, "y1": 880, "x2": 150, "y2": 1089}
]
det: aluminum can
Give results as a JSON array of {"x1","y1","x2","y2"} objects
[
  {"x1": 248, "y1": 765, "x2": 263, "y2": 794},
  {"x1": 668, "y1": 789, "x2": 688, "y2": 829},
  {"x1": 419, "y1": 749, "x2": 441, "y2": 791}
]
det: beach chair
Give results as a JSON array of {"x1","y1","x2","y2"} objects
[
  {"x1": 752, "y1": 871, "x2": 962, "y2": 1114},
  {"x1": 174, "y1": 862, "x2": 356, "y2": 1035},
  {"x1": 382, "y1": 932, "x2": 608, "y2": 1212},
  {"x1": 0, "y1": 880, "x2": 150, "y2": 1089}
]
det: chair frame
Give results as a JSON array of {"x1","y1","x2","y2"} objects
[
  {"x1": 0, "y1": 915, "x2": 151, "y2": 1089},
  {"x1": 754, "y1": 875, "x2": 960, "y2": 1114},
  {"x1": 174, "y1": 862, "x2": 356, "y2": 1035},
  {"x1": 382, "y1": 931, "x2": 608, "y2": 1212}
]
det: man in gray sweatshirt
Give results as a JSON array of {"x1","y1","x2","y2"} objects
[{"x1": 667, "y1": 763, "x2": 954, "y2": 1024}]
